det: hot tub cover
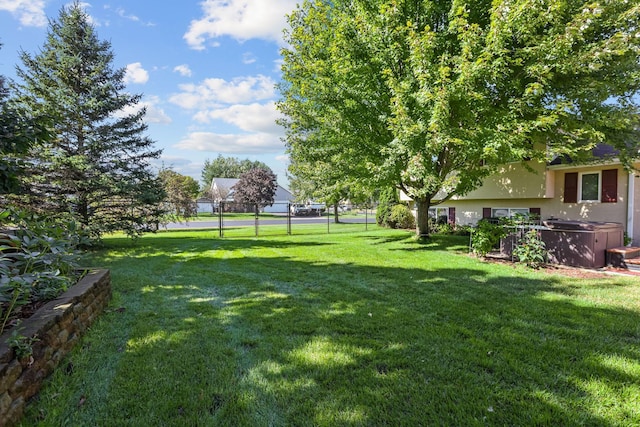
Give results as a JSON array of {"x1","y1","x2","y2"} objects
[{"x1": 542, "y1": 220, "x2": 623, "y2": 231}]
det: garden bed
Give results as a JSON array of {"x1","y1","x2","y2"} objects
[{"x1": 0, "y1": 268, "x2": 110, "y2": 427}]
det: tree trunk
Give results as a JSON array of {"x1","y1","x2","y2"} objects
[
  {"x1": 333, "y1": 204, "x2": 340, "y2": 223},
  {"x1": 416, "y1": 198, "x2": 431, "y2": 238}
]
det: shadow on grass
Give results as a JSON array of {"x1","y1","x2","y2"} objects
[
  {"x1": 29, "y1": 234, "x2": 640, "y2": 426},
  {"x1": 360, "y1": 233, "x2": 470, "y2": 252}
]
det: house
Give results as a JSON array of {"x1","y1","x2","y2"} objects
[
  {"x1": 208, "y1": 177, "x2": 294, "y2": 214},
  {"x1": 195, "y1": 198, "x2": 216, "y2": 214},
  {"x1": 401, "y1": 146, "x2": 640, "y2": 246}
]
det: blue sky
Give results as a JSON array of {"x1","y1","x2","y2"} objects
[{"x1": 0, "y1": 0, "x2": 297, "y2": 188}]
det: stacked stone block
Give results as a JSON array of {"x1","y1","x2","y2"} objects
[{"x1": 0, "y1": 269, "x2": 111, "y2": 426}]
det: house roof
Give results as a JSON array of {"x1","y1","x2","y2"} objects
[
  {"x1": 549, "y1": 144, "x2": 620, "y2": 166},
  {"x1": 210, "y1": 177, "x2": 293, "y2": 202},
  {"x1": 211, "y1": 178, "x2": 239, "y2": 191}
]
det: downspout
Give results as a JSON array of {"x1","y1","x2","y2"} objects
[{"x1": 627, "y1": 171, "x2": 635, "y2": 243}]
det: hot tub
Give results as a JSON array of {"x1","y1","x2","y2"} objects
[{"x1": 540, "y1": 220, "x2": 624, "y2": 268}]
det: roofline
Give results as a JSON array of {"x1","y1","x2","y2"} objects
[{"x1": 546, "y1": 158, "x2": 622, "y2": 171}]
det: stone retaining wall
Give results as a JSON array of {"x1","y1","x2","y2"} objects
[{"x1": 0, "y1": 269, "x2": 111, "y2": 426}]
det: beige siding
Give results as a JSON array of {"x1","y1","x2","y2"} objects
[
  {"x1": 544, "y1": 166, "x2": 627, "y2": 223},
  {"x1": 444, "y1": 164, "x2": 636, "y2": 236},
  {"x1": 440, "y1": 161, "x2": 548, "y2": 201},
  {"x1": 402, "y1": 160, "x2": 638, "y2": 244},
  {"x1": 444, "y1": 199, "x2": 549, "y2": 225}
]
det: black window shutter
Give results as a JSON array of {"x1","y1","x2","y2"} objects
[
  {"x1": 529, "y1": 207, "x2": 541, "y2": 218},
  {"x1": 564, "y1": 172, "x2": 578, "y2": 203},
  {"x1": 482, "y1": 208, "x2": 491, "y2": 218},
  {"x1": 601, "y1": 169, "x2": 618, "y2": 203}
]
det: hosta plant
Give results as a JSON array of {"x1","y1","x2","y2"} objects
[{"x1": 1, "y1": 209, "x2": 83, "y2": 334}]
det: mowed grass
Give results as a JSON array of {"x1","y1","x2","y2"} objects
[{"x1": 21, "y1": 227, "x2": 640, "y2": 426}]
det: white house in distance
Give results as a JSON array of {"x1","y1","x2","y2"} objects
[
  {"x1": 401, "y1": 145, "x2": 640, "y2": 246},
  {"x1": 206, "y1": 177, "x2": 294, "y2": 214}
]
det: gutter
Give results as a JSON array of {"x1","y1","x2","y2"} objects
[{"x1": 628, "y1": 172, "x2": 635, "y2": 242}]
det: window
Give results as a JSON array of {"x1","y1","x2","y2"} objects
[
  {"x1": 491, "y1": 208, "x2": 530, "y2": 218},
  {"x1": 428, "y1": 207, "x2": 449, "y2": 224},
  {"x1": 482, "y1": 207, "x2": 540, "y2": 224},
  {"x1": 563, "y1": 169, "x2": 617, "y2": 203},
  {"x1": 579, "y1": 172, "x2": 600, "y2": 202}
]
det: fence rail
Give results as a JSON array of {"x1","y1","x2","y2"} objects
[{"x1": 176, "y1": 202, "x2": 378, "y2": 237}]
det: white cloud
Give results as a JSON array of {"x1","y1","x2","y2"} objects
[
  {"x1": 0, "y1": 0, "x2": 47, "y2": 27},
  {"x1": 175, "y1": 132, "x2": 283, "y2": 154},
  {"x1": 115, "y1": 96, "x2": 172, "y2": 124},
  {"x1": 242, "y1": 52, "x2": 256, "y2": 65},
  {"x1": 124, "y1": 62, "x2": 149, "y2": 85},
  {"x1": 150, "y1": 156, "x2": 203, "y2": 182},
  {"x1": 169, "y1": 75, "x2": 276, "y2": 109},
  {"x1": 194, "y1": 102, "x2": 283, "y2": 134},
  {"x1": 183, "y1": 0, "x2": 297, "y2": 50},
  {"x1": 173, "y1": 64, "x2": 192, "y2": 77},
  {"x1": 115, "y1": 7, "x2": 154, "y2": 26},
  {"x1": 116, "y1": 7, "x2": 139, "y2": 22}
]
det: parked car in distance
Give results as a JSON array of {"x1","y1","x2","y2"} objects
[
  {"x1": 307, "y1": 203, "x2": 326, "y2": 216},
  {"x1": 290, "y1": 204, "x2": 311, "y2": 216},
  {"x1": 290, "y1": 203, "x2": 326, "y2": 216}
]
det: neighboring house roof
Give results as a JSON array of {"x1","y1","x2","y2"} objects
[
  {"x1": 274, "y1": 185, "x2": 294, "y2": 202},
  {"x1": 211, "y1": 178, "x2": 239, "y2": 192},
  {"x1": 209, "y1": 177, "x2": 293, "y2": 202}
]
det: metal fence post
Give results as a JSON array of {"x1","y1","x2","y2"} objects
[
  {"x1": 365, "y1": 207, "x2": 368, "y2": 231},
  {"x1": 255, "y1": 203, "x2": 259, "y2": 237},
  {"x1": 219, "y1": 201, "x2": 224, "y2": 237},
  {"x1": 327, "y1": 206, "x2": 330, "y2": 233}
]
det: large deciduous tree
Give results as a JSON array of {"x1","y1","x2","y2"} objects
[
  {"x1": 201, "y1": 154, "x2": 271, "y2": 189},
  {"x1": 12, "y1": 3, "x2": 165, "y2": 238},
  {"x1": 278, "y1": 0, "x2": 640, "y2": 237},
  {"x1": 232, "y1": 168, "x2": 278, "y2": 215}
]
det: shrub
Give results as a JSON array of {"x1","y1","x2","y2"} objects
[
  {"x1": 0, "y1": 209, "x2": 83, "y2": 334},
  {"x1": 376, "y1": 188, "x2": 399, "y2": 227},
  {"x1": 471, "y1": 219, "x2": 508, "y2": 256},
  {"x1": 512, "y1": 229, "x2": 547, "y2": 268},
  {"x1": 453, "y1": 225, "x2": 473, "y2": 236},
  {"x1": 388, "y1": 204, "x2": 416, "y2": 229},
  {"x1": 433, "y1": 222, "x2": 454, "y2": 235}
]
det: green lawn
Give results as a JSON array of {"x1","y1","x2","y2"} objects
[{"x1": 21, "y1": 228, "x2": 640, "y2": 426}]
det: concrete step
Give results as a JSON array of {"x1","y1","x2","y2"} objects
[{"x1": 606, "y1": 247, "x2": 640, "y2": 268}]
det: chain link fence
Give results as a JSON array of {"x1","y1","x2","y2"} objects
[{"x1": 189, "y1": 202, "x2": 378, "y2": 237}]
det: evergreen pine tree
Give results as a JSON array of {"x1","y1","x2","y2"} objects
[
  {"x1": 0, "y1": 44, "x2": 50, "y2": 196},
  {"x1": 13, "y1": 2, "x2": 165, "y2": 238}
]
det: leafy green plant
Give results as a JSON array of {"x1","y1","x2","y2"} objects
[
  {"x1": 512, "y1": 229, "x2": 547, "y2": 269},
  {"x1": 388, "y1": 204, "x2": 416, "y2": 229},
  {"x1": 375, "y1": 188, "x2": 399, "y2": 227},
  {"x1": 471, "y1": 219, "x2": 508, "y2": 256},
  {"x1": 624, "y1": 232, "x2": 632, "y2": 247},
  {"x1": 6, "y1": 324, "x2": 39, "y2": 360},
  {"x1": 452, "y1": 225, "x2": 473, "y2": 236},
  {"x1": 0, "y1": 209, "x2": 82, "y2": 334},
  {"x1": 434, "y1": 222, "x2": 454, "y2": 235}
]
